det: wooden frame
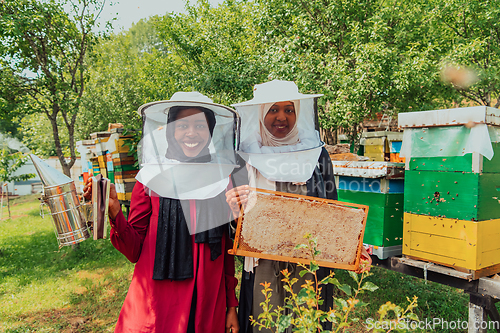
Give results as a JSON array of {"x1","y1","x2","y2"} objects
[{"x1": 229, "y1": 188, "x2": 369, "y2": 271}]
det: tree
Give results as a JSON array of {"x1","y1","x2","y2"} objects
[
  {"x1": 78, "y1": 19, "x2": 166, "y2": 136},
  {"x1": 153, "y1": 0, "x2": 268, "y2": 105},
  {"x1": 256, "y1": 0, "x2": 450, "y2": 148},
  {"x1": 0, "y1": 0, "x2": 107, "y2": 176},
  {"x1": 427, "y1": 0, "x2": 500, "y2": 107},
  {"x1": 0, "y1": 149, "x2": 34, "y2": 219}
]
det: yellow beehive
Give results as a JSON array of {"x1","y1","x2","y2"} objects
[{"x1": 403, "y1": 212, "x2": 500, "y2": 276}]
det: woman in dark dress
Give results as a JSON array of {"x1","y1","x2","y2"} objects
[{"x1": 227, "y1": 80, "x2": 370, "y2": 333}]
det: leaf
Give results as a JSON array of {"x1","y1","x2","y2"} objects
[
  {"x1": 295, "y1": 244, "x2": 307, "y2": 249},
  {"x1": 328, "y1": 278, "x2": 340, "y2": 286},
  {"x1": 348, "y1": 271, "x2": 359, "y2": 284},
  {"x1": 297, "y1": 288, "x2": 309, "y2": 303},
  {"x1": 338, "y1": 284, "x2": 352, "y2": 296},
  {"x1": 361, "y1": 281, "x2": 379, "y2": 292},
  {"x1": 406, "y1": 313, "x2": 419, "y2": 321},
  {"x1": 310, "y1": 262, "x2": 319, "y2": 272},
  {"x1": 277, "y1": 314, "x2": 292, "y2": 332},
  {"x1": 356, "y1": 301, "x2": 369, "y2": 308}
]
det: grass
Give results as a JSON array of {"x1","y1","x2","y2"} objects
[
  {"x1": 0, "y1": 195, "x2": 133, "y2": 332},
  {"x1": 331, "y1": 268, "x2": 470, "y2": 332},
  {"x1": 0, "y1": 195, "x2": 494, "y2": 332}
]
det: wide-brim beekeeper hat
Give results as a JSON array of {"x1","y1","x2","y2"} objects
[
  {"x1": 232, "y1": 80, "x2": 323, "y2": 107},
  {"x1": 138, "y1": 91, "x2": 237, "y2": 119}
]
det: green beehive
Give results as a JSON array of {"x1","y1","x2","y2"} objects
[
  {"x1": 333, "y1": 161, "x2": 405, "y2": 259},
  {"x1": 399, "y1": 106, "x2": 500, "y2": 221},
  {"x1": 337, "y1": 189, "x2": 404, "y2": 247},
  {"x1": 404, "y1": 170, "x2": 500, "y2": 221},
  {"x1": 399, "y1": 107, "x2": 500, "y2": 274}
]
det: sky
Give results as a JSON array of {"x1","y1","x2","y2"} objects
[{"x1": 98, "y1": 0, "x2": 225, "y2": 32}]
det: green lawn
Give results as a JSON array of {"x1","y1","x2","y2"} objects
[
  {"x1": 0, "y1": 195, "x2": 133, "y2": 332},
  {"x1": 0, "y1": 195, "x2": 483, "y2": 332}
]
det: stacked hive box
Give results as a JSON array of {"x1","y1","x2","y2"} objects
[
  {"x1": 76, "y1": 139, "x2": 95, "y2": 192},
  {"x1": 91, "y1": 131, "x2": 116, "y2": 183},
  {"x1": 111, "y1": 128, "x2": 138, "y2": 201},
  {"x1": 399, "y1": 106, "x2": 500, "y2": 278},
  {"x1": 361, "y1": 131, "x2": 404, "y2": 162},
  {"x1": 332, "y1": 161, "x2": 405, "y2": 259}
]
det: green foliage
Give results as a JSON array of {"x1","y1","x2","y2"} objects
[
  {"x1": 252, "y1": 233, "x2": 418, "y2": 332},
  {"x1": 0, "y1": 149, "x2": 34, "y2": 184},
  {"x1": 428, "y1": 0, "x2": 500, "y2": 107},
  {"x1": 256, "y1": 0, "x2": 450, "y2": 147},
  {"x1": 0, "y1": 0, "x2": 107, "y2": 175},
  {"x1": 153, "y1": 0, "x2": 268, "y2": 105},
  {"x1": 0, "y1": 196, "x2": 133, "y2": 331},
  {"x1": 78, "y1": 19, "x2": 161, "y2": 137},
  {"x1": 6, "y1": 0, "x2": 500, "y2": 158},
  {"x1": 18, "y1": 113, "x2": 72, "y2": 158}
]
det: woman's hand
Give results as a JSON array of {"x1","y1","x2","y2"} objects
[
  {"x1": 107, "y1": 184, "x2": 121, "y2": 220},
  {"x1": 225, "y1": 306, "x2": 239, "y2": 333},
  {"x1": 355, "y1": 246, "x2": 372, "y2": 274},
  {"x1": 83, "y1": 178, "x2": 93, "y2": 201},
  {"x1": 82, "y1": 177, "x2": 121, "y2": 221},
  {"x1": 225, "y1": 185, "x2": 249, "y2": 219}
]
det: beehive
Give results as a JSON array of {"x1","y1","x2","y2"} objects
[
  {"x1": 361, "y1": 131, "x2": 404, "y2": 162},
  {"x1": 231, "y1": 189, "x2": 369, "y2": 271},
  {"x1": 332, "y1": 161, "x2": 405, "y2": 259},
  {"x1": 403, "y1": 213, "x2": 500, "y2": 278},
  {"x1": 399, "y1": 106, "x2": 500, "y2": 276},
  {"x1": 110, "y1": 129, "x2": 138, "y2": 201}
]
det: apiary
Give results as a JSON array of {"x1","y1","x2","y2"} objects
[
  {"x1": 76, "y1": 139, "x2": 95, "y2": 192},
  {"x1": 361, "y1": 131, "x2": 404, "y2": 162},
  {"x1": 332, "y1": 161, "x2": 405, "y2": 259},
  {"x1": 230, "y1": 188, "x2": 369, "y2": 271},
  {"x1": 399, "y1": 106, "x2": 500, "y2": 277}
]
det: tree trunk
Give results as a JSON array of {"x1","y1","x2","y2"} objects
[
  {"x1": 6, "y1": 185, "x2": 10, "y2": 219},
  {"x1": 48, "y1": 105, "x2": 73, "y2": 178},
  {"x1": 0, "y1": 184, "x2": 3, "y2": 220}
]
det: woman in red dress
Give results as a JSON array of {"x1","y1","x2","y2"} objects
[{"x1": 85, "y1": 92, "x2": 244, "y2": 333}]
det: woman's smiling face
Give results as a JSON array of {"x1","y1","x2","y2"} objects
[
  {"x1": 263, "y1": 101, "x2": 296, "y2": 138},
  {"x1": 173, "y1": 108, "x2": 211, "y2": 157}
]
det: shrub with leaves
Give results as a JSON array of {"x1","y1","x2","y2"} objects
[
  {"x1": 251, "y1": 233, "x2": 418, "y2": 332},
  {"x1": 0, "y1": 148, "x2": 35, "y2": 218}
]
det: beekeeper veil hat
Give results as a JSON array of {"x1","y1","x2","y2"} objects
[
  {"x1": 136, "y1": 92, "x2": 239, "y2": 200},
  {"x1": 232, "y1": 80, "x2": 324, "y2": 183}
]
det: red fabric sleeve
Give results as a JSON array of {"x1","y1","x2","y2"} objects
[
  {"x1": 110, "y1": 182, "x2": 152, "y2": 263},
  {"x1": 224, "y1": 233, "x2": 239, "y2": 308}
]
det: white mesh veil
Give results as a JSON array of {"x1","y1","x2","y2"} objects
[
  {"x1": 232, "y1": 81, "x2": 324, "y2": 183},
  {"x1": 135, "y1": 92, "x2": 240, "y2": 234}
]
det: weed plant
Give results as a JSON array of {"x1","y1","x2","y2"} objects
[{"x1": 251, "y1": 234, "x2": 418, "y2": 332}]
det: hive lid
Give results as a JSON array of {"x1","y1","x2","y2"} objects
[
  {"x1": 30, "y1": 154, "x2": 73, "y2": 187},
  {"x1": 398, "y1": 106, "x2": 500, "y2": 128},
  {"x1": 331, "y1": 161, "x2": 405, "y2": 179},
  {"x1": 361, "y1": 131, "x2": 404, "y2": 141}
]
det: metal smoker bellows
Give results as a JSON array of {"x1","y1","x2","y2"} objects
[{"x1": 30, "y1": 154, "x2": 90, "y2": 247}]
